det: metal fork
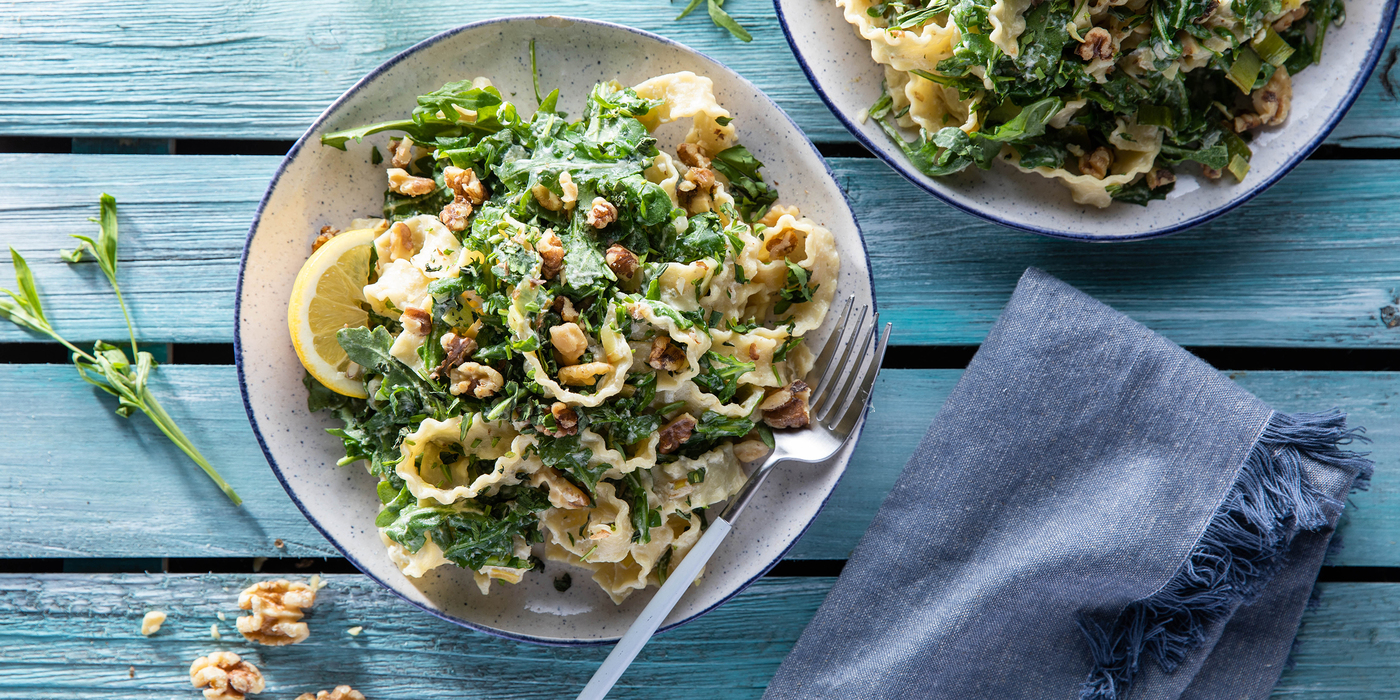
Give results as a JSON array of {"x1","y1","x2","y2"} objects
[{"x1": 575, "y1": 298, "x2": 891, "y2": 700}]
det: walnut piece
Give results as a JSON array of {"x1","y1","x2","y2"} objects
[
  {"x1": 1078, "y1": 147, "x2": 1113, "y2": 180},
  {"x1": 1233, "y1": 112, "x2": 1264, "y2": 132},
  {"x1": 386, "y1": 168, "x2": 436, "y2": 197},
  {"x1": 1273, "y1": 6, "x2": 1308, "y2": 31},
  {"x1": 677, "y1": 166, "x2": 716, "y2": 214},
  {"x1": 764, "y1": 228, "x2": 799, "y2": 260},
  {"x1": 141, "y1": 610, "x2": 166, "y2": 636},
  {"x1": 190, "y1": 652, "x2": 265, "y2": 700},
  {"x1": 311, "y1": 226, "x2": 340, "y2": 252},
  {"x1": 1201, "y1": 164, "x2": 1224, "y2": 180},
  {"x1": 390, "y1": 136, "x2": 414, "y2": 169},
  {"x1": 549, "y1": 322, "x2": 588, "y2": 365},
  {"x1": 439, "y1": 196, "x2": 473, "y2": 232},
  {"x1": 558, "y1": 171, "x2": 578, "y2": 210},
  {"x1": 444, "y1": 166, "x2": 488, "y2": 205},
  {"x1": 400, "y1": 306, "x2": 432, "y2": 337},
  {"x1": 605, "y1": 244, "x2": 639, "y2": 279},
  {"x1": 1145, "y1": 167, "x2": 1176, "y2": 190},
  {"x1": 658, "y1": 413, "x2": 698, "y2": 454},
  {"x1": 530, "y1": 466, "x2": 590, "y2": 509},
  {"x1": 1076, "y1": 27, "x2": 1117, "y2": 61},
  {"x1": 236, "y1": 580, "x2": 317, "y2": 646},
  {"x1": 733, "y1": 439, "x2": 771, "y2": 463},
  {"x1": 761, "y1": 380, "x2": 811, "y2": 429},
  {"x1": 551, "y1": 402, "x2": 579, "y2": 436},
  {"x1": 295, "y1": 687, "x2": 364, "y2": 700},
  {"x1": 537, "y1": 230, "x2": 565, "y2": 279},
  {"x1": 448, "y1": 362, "x2": 504, "y2": 398},
  {"x1": 647, "y1": 336, "x2": 688, "y2": 372},
  {"x1": 552, "y1": 295, "x2": 580, "y2": 322},
  {"x1": 385, "y1": 221, "x2": 415, "y2": 261},
  {"x1": 559, "y1": 362, "x2": 612, "y2": 386},
  {"x1": 586, "y1": 197, "x2": 618, "y2": 229},
  {"x1": 676, "y1": 142, "x2": 712, "y2": 169},
  {"x1": 1252, "y1": 66, "x2": 1291, "y2": 127},
  {"x1": 431, "y1": 331, "x2": 478, "y2": 380}
]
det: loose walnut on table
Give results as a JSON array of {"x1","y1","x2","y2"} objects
[
  {"x1": 189, "y1": 652, "x2": 265, "y2": 700},
  {"x1": 235, "y1": 579, "x2": 317, "y2": 646},
  {"x1": 295, "y1": 687, "x2": 364, "y2": 700}
]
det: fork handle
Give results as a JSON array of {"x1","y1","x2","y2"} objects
[{"x1": 574, "y1": 517, "x2": 734, "y2": 700}]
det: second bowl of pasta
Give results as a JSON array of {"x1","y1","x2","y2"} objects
[{"x1": 777, "y1": 0, "x2": 1397, "y2": 239}]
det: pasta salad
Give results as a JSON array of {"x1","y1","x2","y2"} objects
[
  {"x1": 845, "y1": 0, "x2": 1343, "y2": 206},
  {"x1": 301, "y1": 72, "x2": 839, "y2": 603}
]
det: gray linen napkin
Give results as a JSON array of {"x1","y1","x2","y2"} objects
[{"x1": 765, "y1": 268, "x2": 1372, "y2": 700}]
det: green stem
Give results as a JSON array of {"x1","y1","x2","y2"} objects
[
  {"x1": 139, "y1": 385, "x2": 243, "y2": 506},
  {"x1": 110, "y1": 278, "x2": 139, "y2": 360}
]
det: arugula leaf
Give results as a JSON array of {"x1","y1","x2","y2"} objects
[
  {"x1": 693, "y1": 352, "x2": 756, "y2": 403},
  {"x1": 537, "y1": 433, "x2": 609, "y2": 495},
  {"x1": 1108, "y1": 178, "x2": 1173, "y2": 206},
  {"x1": 672, "y1": 212, "x2": 729, "y2": 263},
  {"x1": 775, "y1": 261, "x2": 818, "y2": 315},
  {"x1": 711, "y1": 144, "x2": 779, "y2": 222}
]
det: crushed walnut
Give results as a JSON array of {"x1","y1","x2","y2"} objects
[
  {"x1": 311, "y1": 226, "x2": 340, "y2": 252},
  {"x1": 444, "y1": 166, "x2": 488, "y2": 205},
  {"x1": 390, "y1": 136, "x2": 414, "y2": 169},
  {"x1": 141, "y1": 610, "x2": 166, "y2": 636},
  {"x1": 531, "y1": 466, "x2": 591, "y2": 509},
  {"x1": 552, "y1": 295, "x2": 580, "y2": 322},
  {"x1": 537, "y1": 230, "x2": 565, "y2": 279},
  {"x1": 386, "y1": 168, "x2": 436, "y2": 197},
  {"x1": 733, "y1": 439, "x2": 771, "y2": 463},
  {"x1": 761, "y1": 380, "x2": 811, "y2": 429},
  {"x1": 658, "y1": 413, "x2": 698, "y2": 454},
  {"x1": 1076, "y1": 27, "x2": 1116, "y2": 62},
  {"x1": 1145, "y1": 167, "x2": 1176, "y2": 190},
  {"x1": 431, "y1": 331, "x2": 478, "y2": 380},
  {"x1": 550, "y1": 402, "x2": 579, "y2": 436},
  {"x1": 400, "y1": 306, "x2": 432, "y2": 337},
  {"x1": 1252, "y1": 66, "x2": 1291, "y2": 127},
  {"x1": 647, "y1": 336, "x2": 688, "y2": 372},
  {"x1": 677, "y1": 165, "x2": 716, "y2": 214},
  {"x1": 676, "y1": 142, "x2": 712, "y2": 169},
  {"x1": 586, "y1": 197, "x2": 618, "y2": 229},
  {"x1": 764, "y1": 228, "x2": 799, "y2": 260},
  {"x1": 439, "y1": 196, "x2": 472, "y2": 232},
  {"x1": 384, "y1": 221, "x2": 414, "y2": 261},
  {"x1": 605, "y1": 244, "x2": 639, "y2": 279},
  {"x1": 1273, "y1": 5, "x2": 1308, "y2": 31},
  {"x1": 235, "y1": 579, "x2": 316, "y2": 646},
  {"x1": 559, "y1": 362, "x2": 612, "y2": 386},
  {"x1": 549, "y1": 322, "x2": 588, "y2": 365},
  {"x1": 448, "y1": 362, "x2": 504, "y2": 398},
  {"x1": 190, "y1": 652, "x2": 265, "y2": 700},
  {"x1": 295, "y1": 687, "x2": 364, "y2": 700},
  {"x1": 1201, "y1": 164, "x2": 1224, "y2": 180},
  {"x1": 1078, "y1": 147, "x2": 1113, "y2": 180}
]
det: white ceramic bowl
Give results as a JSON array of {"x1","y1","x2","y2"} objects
[
  {"x1": 236, "y1": 16, "x2": 874, "y2": 645},
  {"x1": 776, "y1": 0, "x2": 1398, "y2": 240}
]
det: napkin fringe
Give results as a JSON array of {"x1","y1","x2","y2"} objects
[{"x1": 1077, "y1": 409, "x2": 1372, "y2": 700}]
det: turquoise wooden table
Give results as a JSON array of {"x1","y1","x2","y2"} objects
[{"x1": 4, "y1": 1, "x2": 1400, "y2": 697}]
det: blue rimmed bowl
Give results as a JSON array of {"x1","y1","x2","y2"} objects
[
  {"x1": 776, "y1": 0, "x2": 1398, "y2": 240},
  {"x1": 235, "y1": 16, "x2": 875, "y2": 644}
]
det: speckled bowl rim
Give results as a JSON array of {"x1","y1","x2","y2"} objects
[
  {"x1": 235, "y1": 15, "x2": 876, "y2": 646},
  {"x1": 774, "y1": 0, "x2": 1400, "y2": 242}
]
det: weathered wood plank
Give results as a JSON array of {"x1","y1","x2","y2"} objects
[
  {"x1": 1, "y1": 2, "x2": 1398, "y2": 147},
  {"x1": 0, "y1": 574, "x2": 1385, "y2": 697},
  {"x1": 6, "y1": 155, "x2": 1400, "y2": 347},
  {"x1": 3, "y1": 366, "x2": 1395, "y2": 567}
]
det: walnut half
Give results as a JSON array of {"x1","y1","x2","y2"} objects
[
  {"x1": 235, "y1": 580, "x2": 316, "y2": 647},
  {"x1": 190, "y1": 652, "x2": 265, "y2": 700},
  {"x1": 647, "y1": 336, "x2": 688, "y2": 372},
  {"x1": 658, "y1": 413, "x2": 698, "y2": 454},
  {"x1": 762, "y1": 380, "x2": 811, "y2": 429},
  {"x1": 295, "y1": 687, "x2": 365, "y2": 700}
]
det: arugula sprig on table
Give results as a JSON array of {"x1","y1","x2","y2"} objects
[
  {"x1": 675, "y1": 0, "x2": 753, "y2": 42},
  {"x1": 0, "y1": 194, "x2": 241, "y2": 505}
]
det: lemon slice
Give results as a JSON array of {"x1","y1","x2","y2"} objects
[{"x1": 287, "y1": 228, "x2": 378, "y2": 398}]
